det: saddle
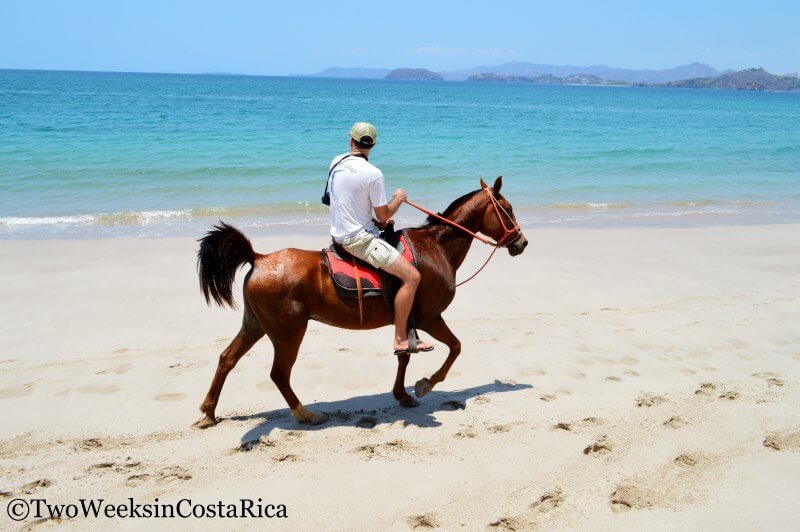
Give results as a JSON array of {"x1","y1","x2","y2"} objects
[{"x1": 322, "y1": 227, "x2": 418, "y2": 324}]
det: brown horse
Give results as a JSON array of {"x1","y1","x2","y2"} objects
[{"x1": 194, "y1": 176, "x2": 528, "y2": 428}]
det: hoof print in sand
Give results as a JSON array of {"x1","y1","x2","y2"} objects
[
  {"x1": 488, "y1": 424, "x2": 512, "y2": 434},
  {"x1": 407, "y1": 513, "x2": 440, "y2": 529},
  {"x1": 554, "y1": 417, "x2": 604, "y2": 432},
  {"x1": 125, "y1": 474, "x2": 152, "y2": 487},
  {"x1": 583, "y1": 437, "x2": 612, "y2": 456},
  {"x1": 752, "y1": 373, "x2": 784, "y2": 388},
  {"x1": 155, "y1": 392, "x2": 186, "y2": 402},
  {"x1": 73, "y1": 438, "x2": 103, "y2": 452},
  {"x1": 673, "y1": 453, "x2": 699, "y2": 467},
  {"x1": 473, "y1": 395, "x2": 492, "y2": 404},
  {"x1": 126, "y1": 466, "x2": 190, "y2": 487},
  {"x1": 440, "y1": 400, "x2": 466, "y2": 411},
  {"x1": 356, "y1": 416, "x2": 378, "y2": 429},
  {"x1": 695, "y1": 383, "x2": 717, "y2": 396},
  {"x1": 21, "y1": 479, "x2": 52, "y2": 494},
  {"x1": 636, "y1": 393, "x2": 666, "y2": 407},
  {"x1": 530, "y1": 488, "x2": 564, "y2": 513},
  {"x1": 237, "y1": 437, "x2": 275, "y2": 452},
  {"x1": 354, "y1": 439, "x2": 411, "y2": 460},
  {"x1": 488, "y1": 516, "x2": 526, "y2": 531},
  {"x1": 663, "y1": 416, "x2": 689, "y2": 429},
  {"x1": 87, "y1": 460, "x2": 140, "y2": 473},
  {"x1": 609, "y1": 486, "x2": 651, "y2": 513},
  {"x1": 763, "y1": 431, "x2": 800, "y2": 451},
  {"x1": 272, "y1": 454, "x2": 299, "y2": 463},
  {"x1": 539, "y1": 394, "x2": 556, "y2": 402},
  {"x1": 489, "y1": 488, "x2": 564, "y2": 530},
  {"x1": 453, "y1": 427, "x2": 477, "y2": 439},
  {"x1": 157, "y1": 466, "x2": 191, "y2": 483},
  {"x1": 718, "y1": 390, "x2": 739, "y2": 400}
]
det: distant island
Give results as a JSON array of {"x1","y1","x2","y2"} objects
[
  {"x1": 468, "y1": 68, "x2": 800, "y2": 92},
  {"x1": 657, "y1": 68, "x2": 800, "y2": 91},
  {"x1": 310, "y1": 63, "x2": 800, "y2": 92},
  {"x1": 313, "y1": 61, "x2": 720, "y2": 83},
  {"x1": 468, "y1": 72, "x2": 625, "y2": 86},
  {"x1": 385, "y1": 68, "x2": 443, "y2": 81}
]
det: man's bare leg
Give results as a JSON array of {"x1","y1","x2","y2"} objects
[{"x1": 383, "y1": 256, "x2": 433, "y2": 352}]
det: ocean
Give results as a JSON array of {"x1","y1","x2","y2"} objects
[{"x1": 1, "y1": 69, "x2": 799, "y2": 239}]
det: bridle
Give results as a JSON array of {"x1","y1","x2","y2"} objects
[
  {"x1": 404, "y1": 184, "x2": 523, "y2": 286},
  {"x1": 483, "y1": 186, "x2": 523, "y2": 248}
]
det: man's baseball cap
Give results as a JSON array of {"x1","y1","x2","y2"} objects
[{"x1": 349, "y1": 122, "x2": 378, "y2": 147}]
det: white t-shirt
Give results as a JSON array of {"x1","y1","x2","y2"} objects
[{"x1": 328, "y1": 153, "x2": 388, "y2": 242}]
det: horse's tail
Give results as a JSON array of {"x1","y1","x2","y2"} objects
[{"x1": 197, "y1": 221, "x2": 255, "y2": 308}]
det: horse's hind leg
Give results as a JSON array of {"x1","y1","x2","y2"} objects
[
  {"x1": 414, "y1": 317, "x2": 461, "y2": 398},
  {"x1": 195, "y1": 323, "x2": 264, "y2": 429},
  {"x1": 265, "y1": 318, "x2": 328, "y2": 425}
]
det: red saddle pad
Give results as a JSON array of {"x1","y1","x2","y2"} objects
[{"x1": 324, "y1": 234, "x2": 416, "y2": 295}]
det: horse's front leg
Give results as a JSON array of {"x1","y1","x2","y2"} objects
[
  {"x1": 414, "y1": 316, "x2": 461, "y2": 398},
  {"x1": 392, "y1": 352, "x2": 419, "y2": 407}
]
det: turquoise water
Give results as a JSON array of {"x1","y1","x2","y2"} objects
[{"x1": 1, "y1": 69, "x2": 799, "y2": 238}]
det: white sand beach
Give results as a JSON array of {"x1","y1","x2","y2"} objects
[{"x1": 1, "y1": 223, "x2": 799, "y2": 530}]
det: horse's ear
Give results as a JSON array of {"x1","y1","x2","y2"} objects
[
  {"x1": 479, "y1": 177, "x2": 488, "y2": 189},
  {"x1": 493, "y1": 176, "x2": 503, "y2": 194}
]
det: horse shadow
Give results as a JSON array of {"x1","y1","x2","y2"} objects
[{"x1": 234, "y1": 379, "x2": 533, "y2": 444}]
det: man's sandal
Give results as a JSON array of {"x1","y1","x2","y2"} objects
[{"x1": 393, "y1": 329, "x2": 435, "y2": 356}]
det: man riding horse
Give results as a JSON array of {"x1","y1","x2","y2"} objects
[
  {"x1": 194, "y1": 126, "x2": 528, "y2": 427},
  {"x1": 327, "y1": 122, "x2": 434, "y2": 355}
]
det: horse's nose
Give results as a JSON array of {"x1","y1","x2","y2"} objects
[{"x1": 510, "y1": 235, "x2": 528, "y2": 256}]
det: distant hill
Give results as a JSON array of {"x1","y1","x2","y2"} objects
[
  {"x1": 312, "y1": 67, "x2": 391, "y2": 79},
  {"x1": 468, "y1": 72, "x2": 626, "y2": 85},
  {"x1": 443, "y1": 61, "x2": 718, "y2": 83},
  {"x1": 658, "y1": 68, "x2": 800, "y2": 91},
  {"x1": 385, "y1": 68, "x2": 443, "y2": 81}
]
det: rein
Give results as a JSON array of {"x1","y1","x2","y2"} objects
[{"x1": 404, "y1": 187, "x2": 522, "y2": 287}]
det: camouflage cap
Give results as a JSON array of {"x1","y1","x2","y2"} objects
[{"x1": 349, "y1": 122, "x2": 378, "y2": 146}]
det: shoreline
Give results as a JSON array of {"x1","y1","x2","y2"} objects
[{"x1": 2, "y1": 207, "x2": 800, "y2": 240}]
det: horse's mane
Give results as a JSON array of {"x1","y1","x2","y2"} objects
[{"x1": 423, "y1": 189, "x2": 482, "y2": 226}]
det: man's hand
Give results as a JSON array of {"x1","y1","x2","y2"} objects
[{"x1": 375, "y1": 188, "x2": 406, "y2": 224}]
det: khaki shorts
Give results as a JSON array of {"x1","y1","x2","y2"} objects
[{"x1": 340, "y1": 230, "x2": 400, "y2": 269}]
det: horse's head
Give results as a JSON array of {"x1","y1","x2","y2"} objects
[{"x1": 478, "y1": 176, "x2": 528, "y2": 256}]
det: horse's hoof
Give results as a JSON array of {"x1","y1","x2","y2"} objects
[
  {"x1": 415, "y1": 378, "x2": 432, "y2": 398},
  {"x1": 193, "y1": 415, "x2": 217, "y2": 429},
  {"x1": 306, "y1": 411, "x2": 328, "y2": 425},
  {"x1": 293, "y1": 407, "x2": 328, "y2": 425},
  {"x1": 399, "y1": 396, "x2": 420, "y2": 408}
]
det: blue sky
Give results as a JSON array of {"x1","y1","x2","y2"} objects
[{"x1": 1, "y1": 0, "x2": 798, "y2": 74}]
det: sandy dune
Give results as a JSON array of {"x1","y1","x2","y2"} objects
[{"x1": 1, "y1": 223, "x2": 799, "y2": 529}]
